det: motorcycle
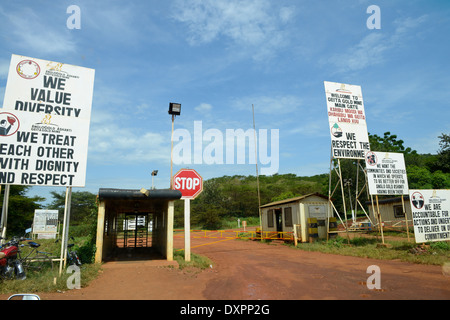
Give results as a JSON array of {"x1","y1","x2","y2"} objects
[{"x1": 0, "y1": 236, "x2": 27, "y2": 280}]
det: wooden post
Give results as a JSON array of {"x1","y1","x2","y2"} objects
[
  {"x1": 375, "y1": 195, "x2": 385, "y2": 245},
  {"x1": 338, "y1": 159, "x2": 350, "y2": 244},
  {"x1": 401, "y1": 195, "x2": 410, "y2": 242},
  {"x1": 293, "y1": 224, "x2": 298, "y2": 246},
  {"x1": 167, "y1": 200, "x2": 174, "y2": 261},
  {"x1": 94, "y1": 200, "x2": 106, "y2": 264}
]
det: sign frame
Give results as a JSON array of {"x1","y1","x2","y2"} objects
[
  {"x1": 1, "y1": 54, "x2": 95, "y2": 187},
  {"x1": 409, "y1": 189, "x2": 450, "y2": 243},
  {"x1": 324, "y1": 81, "x2": 370, "y2": 160},
  {"x1": 365, "y1": 151, "x2": 409, "y2": 196}
]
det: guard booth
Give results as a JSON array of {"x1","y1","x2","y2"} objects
[
  {"x1": 260, "y1": 193, "x2": 331, "y2": 242},
  {"x1": 95, "y1": 188, "x2": 182, "y2": 263}
]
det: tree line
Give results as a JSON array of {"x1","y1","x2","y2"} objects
[{"x1": 1, "y1": 132, "x2": 449, "y2": 234}]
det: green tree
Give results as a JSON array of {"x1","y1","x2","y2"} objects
[
  {"x1": 47, "y1": 190, "x2": 97, "y2": 226},
  {"x1": 434, "y1": 133, "x2": 450, "y2": 173},
  {"x1": 0, "y1": 186, "x2": 44, "y2": 237}
]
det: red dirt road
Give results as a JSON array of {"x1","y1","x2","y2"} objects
[{"x1": 27, "y1": 236, "x2": 450, "y2": 300}]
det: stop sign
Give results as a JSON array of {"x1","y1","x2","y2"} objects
[{"x1": 172, "y1": 169, "x2": 203, "y2": 199}]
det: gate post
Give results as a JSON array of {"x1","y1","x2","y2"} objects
[{"x1": 95, "y1": 201, "x2": 106, "y2": 263}]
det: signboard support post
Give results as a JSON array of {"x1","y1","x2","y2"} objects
[
  {"x1": 59, "y1": 187, "x2": 72, "y2": 276},
  {"x1": 0, "y1": 184, "x2": 10, "y2": 244},
  {"x1": 184, "y1": 198, "x2": 191, "y2": 262},
  {"x1": 401, "y1": 195, "x2": 410, "y2": 242},
  {"x1": 375, "y1": 195, "x2": 385, "y2": 245},
  {"x1": 338, "y1": 159, "x2": 350, "y2": 243}
]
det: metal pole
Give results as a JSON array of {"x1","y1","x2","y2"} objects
[
  {"x1": 1, "y1": 185, "x2": 10, "y2": 244},
  {"x1": 59, "y1": 187, "x2": 72, "y2": 276},
  {"x1": 170, "y1": 114, "x2": 175, "y2": 189},
  {"x1": 184, "y1": 198, "x2": 191, "y2": 262},
  {"x1": 252, "y1": 104, "x2": 263, "y2": 240}
]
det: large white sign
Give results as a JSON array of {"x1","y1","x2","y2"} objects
[
  {"x1": 409, "y1": 189, "x2": 450, "y2": 243},
  {"x1": 365, "y1": 151, "x2": 409, "y2": 195},
  {"x1": 33, "y1": 209, "x2": 58, "y2": 239},
  {"x1": 324, "y1": 81, "x2": 370, "y2": 159},
  {"x1": 1, "y1": 54, "x2": 95, "y2": 187}
]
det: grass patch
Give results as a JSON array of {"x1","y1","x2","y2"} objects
[
  {"x1": 288, "y1": 236, "x2": 450, "y2": 266},
  {"x1": 1, "y1": 237, "x2": 100, "y2": 295},
  {"x1": 0, "y1": 263, "x2": 102, "y2": 295},
  {"x1": 173, "y1": 250, "x2": 213, "y2": 270}
]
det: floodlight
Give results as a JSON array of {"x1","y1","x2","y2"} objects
[{"x1": 168, "y1": 102, "x2": 181, "y2": 115}]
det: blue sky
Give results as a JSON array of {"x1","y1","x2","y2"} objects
[{"x1": 0, "y1": 0, "x2": 449, "y2": 204}]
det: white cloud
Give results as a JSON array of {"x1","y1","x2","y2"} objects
[
  {"x1": 195, "y1": 103, "x2": 213, "y2": 112},
  {"x1": 0, "y1": 7, "x2": 77, "y2": 55},
  {"x1": 88, "y1": 123, "x2": 169, "y2": 165},
  {"x1": 172, "y1": 0, "x2": 295, "y2": 61},
  {"x1": 326, "y1": 15, "x2": 429, "y2": 73}
]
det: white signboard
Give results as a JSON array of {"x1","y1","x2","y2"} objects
[
  {"x1": 409, "y1": 189, "x2": 450, "y2": 243},
  {"x1": 1, "y1": 54, "x2": 95, "y2": 187},
  {"x1": 33, "y1": 209, "x2": 58, "y2": 239},
  {"x1": 324, "y1": 81, "x2": 370, "y2": 159},
  {"x1": 365, "y1": 151, "x2": 409, "y2": 195}
]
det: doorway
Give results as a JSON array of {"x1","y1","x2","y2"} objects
[
  {"x1": 118, "y1": 213, "x2": 153, "y2": 248},
  {"x1": 275, "y1": 208, "x2": 283, "y2": 232}
]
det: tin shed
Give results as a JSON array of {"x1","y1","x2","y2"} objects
[
  {"x1": 367, "y1": 195, "x2": 413, "y2": 228},
  {"x1": 260, "y1": 193, "x2": 331, "y2": 242}
]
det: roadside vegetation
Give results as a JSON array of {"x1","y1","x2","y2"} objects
[
  {"x1": 287, "y1": 235, "x2": 450, "y2": 266},
  {"x1": 0, "y1": 132, "x2": 448, "y2": 295}
]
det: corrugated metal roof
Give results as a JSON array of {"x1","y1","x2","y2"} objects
[{"x1": 260, "y1": 192, "x2": 328, "y2": 208}]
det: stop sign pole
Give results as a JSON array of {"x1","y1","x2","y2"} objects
[{"x1": 172, "y1": 169, "x2": 203, "y2": 262}]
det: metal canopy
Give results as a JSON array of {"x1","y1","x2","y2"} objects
[{"x1": 98, "y1": 188, "x2": 182, "y2": 201}]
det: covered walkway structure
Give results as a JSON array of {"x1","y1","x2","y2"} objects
[{"x1": 95, "y1": 188, "x2": 182, "y2": 263}]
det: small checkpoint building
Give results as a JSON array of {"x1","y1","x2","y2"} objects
[
  {"x1": 95, "y1": 188, "x2": 181, "y2": 263},
  {"x1": 260, "y1": 193, "x2": 332, "y2": 242}
]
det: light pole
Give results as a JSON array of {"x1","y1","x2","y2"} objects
[
  {"x1": 151, "y1": 170, "x2": 158, "y2": 189},
  {"x1": 168, "y1": 103, "x2": 181, "y2": 189}
]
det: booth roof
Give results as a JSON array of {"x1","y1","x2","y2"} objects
[
  {"x1": 97, "y1": 188, "x2": 182, "y2": 201},
  {"x1": 260, "y1": 192, "x2": 328, "y2": 208}
]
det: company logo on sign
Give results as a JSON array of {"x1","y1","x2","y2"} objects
[
  {"x1": 331, "y1": 123, "x2": 343, "y2": 138},
  {"x1": 411, "y1": 192, "x2": 424, "y2": 209},
  {"x1": 0, "y1": 112, "x2": 20, "y2": 136},
  {"x1": 366, "y1": 151, "x2": 377, "y2": 166},
  {"x1": 16, "y1": 60, "x2": 40, "y2": 79}
]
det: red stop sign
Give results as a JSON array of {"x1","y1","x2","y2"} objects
[{"x1": 172, "y1": 169, "x2": 203, "y2": 199}]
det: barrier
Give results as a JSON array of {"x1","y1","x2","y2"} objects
[{"x1": 174, "y1": 229, "x2": 295, "y2": 241}]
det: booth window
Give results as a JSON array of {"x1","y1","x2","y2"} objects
[
  {"x1": 393, "y1": 205, "x2": 405, "y2": 218},
  {"x1": 284, "y1": 207, "x2": 293, "y2": 227},
  {"x1": 267, "y1": 209, "x2": 274, "y2": 228}
]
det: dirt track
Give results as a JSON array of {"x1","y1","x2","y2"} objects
[{"x1": 27, "y1": 236, "x2": 450, "y2": 301}]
